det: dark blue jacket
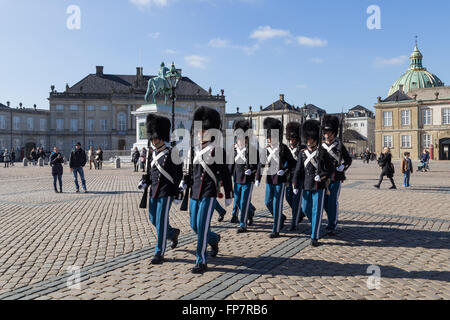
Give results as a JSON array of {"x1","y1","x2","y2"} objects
[
  {"x1": 50, "y1": 152, "x2": 64, "y2": 176},
  {"x1": 322, "y1": 139, "x2": 352, "y2": 182},
  {"x1": 228, "y1": 143, "x2": 260, "y2": 185},
  {"x1": 148, "y1": 146, "x2": 183, "y2": 199},
  {"x1": 293, "y1": 147, "x2": 334, "y2": 191},
  {"x1": 69, "y1": 148, "x2": 87, "y2": 168},
  {"x1": 256, "y1": 143, "x2": 297, "y2": 185}
]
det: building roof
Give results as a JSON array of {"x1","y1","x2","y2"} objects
[
  {"x1": 0, "y1": 103, "x2": 8, "y2": 109},
  {"x1": 388, "y1": 44, "x2": 444, "y2": 96},
  {"x1": 349, "y1": 105, "x2": 371, "y2": 112},
  {"x1": 382, "y1": 90, "x2": 413, "y2": 102},
  {"x1": 302, "y1": 104, "x2": 326, "y2": 114},
  {"x1": 343, "y1": 129, "x2": 367, "y2": 142},
  {"x1": 262, "y1": 95, "x2": 296, "y2": 112}
]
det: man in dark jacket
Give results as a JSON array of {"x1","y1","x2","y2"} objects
[
  {"x1": 69, "y1": 142, "x2": 87, "y2": 193},
  {"x1": 50, "y1": 147, "x2": 64, "y2": 193}
]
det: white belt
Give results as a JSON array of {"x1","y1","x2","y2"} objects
[
  {"x1": 304, "y1": 150, "x2": 318, "y2": 169},
  {"x1": 194, "y1": 145, "x2": 217, "y2": 185},
  {"x1": 151, "y1": 149, "x2": 174, "y2": 184},
  {"x1": 322, "y1": 142, "x2": 340, "y2": 163}
]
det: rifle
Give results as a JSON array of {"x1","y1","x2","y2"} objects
[
  {"x1": 180, "y1": 124, "x2": 194, "y2": 211},
  {"x1": 315, "y1": 115, "x2": 324, "y2": 177},
  {"x1": 139, "y1": 143, "x2": 152, "y2": 209},
  {"x1": 338, "y1": 109, "x2": 344, "y2": 165}
]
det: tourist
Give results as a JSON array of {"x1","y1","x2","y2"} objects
[
  {"x1": 50, "y1": 146, "x2": 64, "y2": 193},
  {"x1": 132, "y1": 147, "x2": 140, "y2": 172},
  {"x1": 30, "y1": 148, "x2": 37, "y2": 165},
  {"x1": 95, "y1": 147, "x2": 103, "y2": 170},
  {"x1": 3, "y1": 149, "x2": 10, "y2": 168},
  {"x1": 421, "y1": 149, "x2": 430, "y2": 172},
  {"x1": 374, "y1": 147, "x2": 396, "y2": 189},
  {"x1": 140, "y1": 147, "x2": 147, "y2": 172},
  {"x1": 69, "y1": 142, "x2": 88, "y2": 193},
  {"x1": 88, "y1": 146, "x2": 96, "y2": 170},
  {"x1": 401, "y1": 152, "x2": 413, "y2": 188},
  {"x1": 10, "y1": 151, "x2": 15, "y2": 166},
  {"x1": 363, "y1": 148, "x2": 371, "y2": 164}
]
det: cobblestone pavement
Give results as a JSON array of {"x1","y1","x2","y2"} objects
[{"x1": 0, "y1": 160, "x2": 449, "y2": 300}]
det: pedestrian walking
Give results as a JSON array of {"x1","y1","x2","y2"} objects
[
  {"x1": 95, "y1": 147, "x2": 103, "y2": 170},
  {"x1": 88, "y1": 146, "x2": 97, "y2": 170},
  {"x1": 50, "y1": 147, "x2": 64, "y2": 193},
  {"x1": 363, "y1": 148, "x2": 371, "y2": 164},
  {"x1": 420, "y1": 149, "x2": 430, "y2": 172},
  {"x1": 69, "y1": 142, "x2": 88, "y2": 193},
  {"x1": 3, "y1": 149, "x2": 10, "y2": 168},
  {"x1": 10, "y1": 151, "x2": 15, "y2": 166},
  {"x1": 401, "y1": 152, "x2": 413, "y2": 187},
  {"x1": 30, "y1": 148, "x2": 38, "y2": 165},
  {"x1": 132, "y1": 147, "x2": 140, "y2": 172},
  {"x1": 374, "y1": 147, "x2": 396, "y2": 189},
  {"x1": 140, "y1": 147, "x2": 147, "y2": 172}
]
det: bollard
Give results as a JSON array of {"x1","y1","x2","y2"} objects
[
  {"x1": 38, "y1": 158, "x2": 44, "y2": 167},
  {"x1": 23, "y1": 158, "x2": 28, "y2": 167},
  {"x1": 115, "y1": 157, "x2": 121, "y2": 169}
]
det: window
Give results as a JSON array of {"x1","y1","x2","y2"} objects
[
  {"x1": 383, "y1": 135, "x2": 393, "y2": 148},
  {"x1": 353, "y1": 123, "x2": 358, "y2": 127},
  {"x1": 0, "y1": 139, "x2": 4, "y2": 149},
  {"x1": 423, "y1": 134, "x2": 432, "y2": 148},
  {"x1": 443, "y1": 108, "x2": 450, "y2": 125},
  {"x1": 422, "y1": 109, "x2": 432, "y2": 125},
  {"x1": 0, "y1": 115, "x2": 6, "y2": 129},
  {"x1": 88, "y1": 139, "x2": 94, "y2": 148},
  {"x1": 87, "y1": 105, "x2": 95, "y2": 111},
  {"x1": 70, "y1": 119, "x2": 78, "y2": 132},
  {"x1": 101, "y1": 119, "x2": 108, "y2": 131},
  {"x1": 87, "y1": 119, "x2": 94, "y2": 132},
  {"x1": 401, "y1": 110, "x2": 410, "y2": 126},
  {"x1": 27, "y1": 118, "x2": 33, "y2": 130},
  {"x1": 13, "y1": 117, "x2": 20, "y2": 130},
  {"x1": 360, "y1": 123, "x2": 365, "y2": 127},
  {"x1": 56, "y1": 105, "x2": 64, "y2": 111},
  {"x1": 101, "y1": 106, "x2": 109, "y2": 111},
  {"x1": 56, "y1": 119, "x2": 64, "y2": 131},
  {"x1": 40, "y1": 118, "x2": 47, "y2": 131},
  {"x1": 383, "y1": 111, "x2": 393, "y2": 126},
  {"x1": 401, "y1": 135, "x2": 411, "y2": 148},
  {"x1": 118, "y1": 113, "x2": 127, "y2": 131},
  {"x1": 70, "y1": 105, "x2": 79, "y2": 111},
  {"x1": 71, "y1": 139, "x2": 77, "y2": 148},
  {"x1": 228, "y1": 121, "x2": 234, "y2": 129}
]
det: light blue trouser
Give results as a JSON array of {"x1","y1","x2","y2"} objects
[
  {"x1": 265, "y1": 184, "x2": 286, "y2": 233},
  {"x1": 324, "y1": 181, "x2": 342, "y2": 231},
  {"x1": 149, "y1": 197, "x2": 176, "y2": 256},
  {"x1": 72, "y1": 167, "x2": 86, "y2": 190},
  {"x1": 232, "y1": 180, "x2": 256, "y2": 219},
  {"x1": 286, "y1": 184, "x2": 304, "y2": 228},
  {"x1": 403, "y1": 172, "x2": 411, "y2": 187},
  {"x1": 233, "y1": 183, "x2": 254, "y2": 228},
  {"x1": 190, "y1": 198, "x2": 219, "y2": 265},
  {"x1": 215, "y1": 200, "x2": 226, "y2": 216},
  {"x1": 302, "y1": 189, "x2": 326, "y2": 240}
]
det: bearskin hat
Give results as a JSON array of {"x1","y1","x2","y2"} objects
[
  {"x1": 233, "y1": 119, "x2": 250, "y2": 132},
  {"x1": 286, "y1": 122, "x2": 301, "y2": 141},
  {"x1": 322, "y1": 115, "x2": 340, "y2": 135},
  {"x1": 263, "y1": 117, "x2": 283, "y2": 139},
  {"x1": 193, "y1": 106, "x2": 222, "y2": 130},
  {"x1": 146, "y1": 114, "x2": 171, "y2": 142},
  {"x1": 302, "y1": 119, "x2": 320, "y2": 142}
]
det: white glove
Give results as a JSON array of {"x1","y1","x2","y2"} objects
[
  {"x1": 245, "y1": 169, "x2": 252, "y2": 176},
  {"x1": 336, "y1": 165, "x2": 345, "y2": 172},
  {"x1": 293, "y1": 189, "x2": 299, "y2": 195},
  {"x1": 174, "y1": 199, "x2": 182, "y2": 205},
  {"x1": 314, "y1": 175, "x2": 321, "y2": 182},
  {"x1": 179, "y1": 181, "x2": 187, "y2": 191},
  {"x1": 225, "y1": 199, "x2": 233, "y2": 207},
  {"x1": 255, "y1": 181, "x2": 260, "y2": 187},
  {"x1": 277, "y1": 170, "x2": 285, "y2": 176}
]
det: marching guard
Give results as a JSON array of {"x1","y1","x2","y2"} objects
[
  {"x1": 321, "y1": 115, "x2": 352, "y2": 235},
  {"x1": 285, "y1": 122, "x2": 306, "y2": 231},
  {"x1": 180, "y1": 107, "x2": 233, "y2": 274},
  {"x1": 141, "y1": 114, "x2": 182, "y2": 265},
  {"x1": 229, "y1": 120, "x2": 259, "y2": 233},
  {"x1": 293, "y1": 120, "x2": 334, "y2": 247},
  {"x1": 256, "y1": 118, "x2": 296, "y2": 238}
]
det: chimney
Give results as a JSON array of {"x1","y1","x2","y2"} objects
[
  {"x1": 33, "y1": 104, "x2": 37, "y2": 110},
  {"x1": 96, "y1": 66, "x2": 104, "y2": 75},
  {"x1": 237, "y1": 107, "x2": 240, "y2": 114},
  {"x1": 136, "y1": 67, "x2": 143, "y2": 78},
  {"x1": 6, "y1": 101, "x2": 10, "y2": 107},
  {"x1": 19, "y1": 103, "x2": 23, "y2": 109},
  {"x1": 399, "y1": 84, "x2": 404, "y2": 93},
  {"x1": 221, "y1": 89, "x2": 224, "y2": 96},
  {"x1": 280, "y1": 94, "x2": 285, "y2": 102}
]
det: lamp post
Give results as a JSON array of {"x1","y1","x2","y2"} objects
[{"x1": 165, "y1": 62, "x2": 182, "y2": 134}]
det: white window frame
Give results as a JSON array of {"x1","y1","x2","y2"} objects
[
  {"x1": 383, "y1": 111, "x2": 393, "y2": 127},
  {"x1": 56, "y1": 119, "x2": 64, "y2": 131},
  {"x1": 443, "y1": 108, "x2": 450, "y2": 125},
  {"x1": 27, "y1": 118, "x2": 33, "y2": 131},
  {"x1": 0, "y1": 115, "x2": 6, "y2": 129},
  {"x1": 423, "y1": 134, "x2": 432, "y2": 148},
  {"x1": 87, "y1": 119, "x2": 95, "y2": 132},
  {"x1": 101, "y1": 119, "x2": 108, "y2": 131},
  {"x1": 383, "y1": 135, "x2": 393, "y2": 148},
  {"x1": 401, "y1": 135, "x2": 411, "y2": 148},
  {"x1": 401, "y1": 110, "x2": 410, "y2": 126},
  {"x1": 13, "y1": 117, "x2": 20, "y2": 130},
  {"x1": 70, "y1": 119, "x2": 78, "y2": 132},
  {"x1": 422, "y1": 109, "x2": 432, "y2": 125},
  {"x1": 40, "y1": 118, "x2": 47, "y2": 131},
  {"x1": 118, "y1": 113, "x2": 127, "y2": 131}
]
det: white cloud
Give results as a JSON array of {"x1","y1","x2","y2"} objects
[
  {"x1": 209, "y1": 38, "x2": 229, "y2": 48},
  {"x1": 130, "y1": 0, "x2": 168, "y2": 9},
  {"x1": 375, "y1": 55, "x2": 408, "y2": 66},
  {"x1": 250, "y1": 26, "x2": 291, "y2": 41},
  {"x1": 148, "y1": 32, "x2": 160, "y2": 39},
  {"x1": 310, "y1": 57, "x2": 324, "y2": 64},
  {"x1": 297, "y1": 36, "x2": 328, "y2": 47},
  {"x1": 164, "y1": 49, "x2": 178, "y2": 54},
  {"x1": 185, "y1": 55, "x2": 210, "y2": 69}
]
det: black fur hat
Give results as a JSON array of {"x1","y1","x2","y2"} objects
[
  {"x1": 322, "y1": 115, "x2": 340, "y2": 135},
  {"x1": 146, "y1": 114, "x2": 171, "y2": 142},
  {"x1": 193, "y1": 106, "x2": 222, "y2": 130},
  {"x1": 286, "y1": 122, "x2": 301, "y2": 141},
  {"x1": 263, "y1": 117, "x2": 282, "y2": 139},
  {"x1": 302, "y1": 119, "x2": 320, "y2": 142},
  {"x1": 233, "y1": 119, "x2": 250, "y2": 132}
]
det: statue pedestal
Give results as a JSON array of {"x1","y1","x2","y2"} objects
[{"x1": 132, "y1": 104, "x2": 190, "y2": 151}]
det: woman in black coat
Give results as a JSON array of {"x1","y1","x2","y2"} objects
[
  {"x1": 50, "y1": 146, "x2": 64, "y2": 193},
  {"x1": 374, "y1": 147, "x2": 396, "y2": 189},
  {"x1": 132, "y1": 147, "x2": 140, "y2": 172}
]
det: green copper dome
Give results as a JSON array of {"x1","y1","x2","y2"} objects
[{"x1": 388, "y1": 44, "x2": 444, "y2": 96}]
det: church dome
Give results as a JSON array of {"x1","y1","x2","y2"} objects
[{"x1": 388, "y1": 44, "x2": 444, "y2": 96}]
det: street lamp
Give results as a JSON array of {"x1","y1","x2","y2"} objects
[{"x1": 165, "y1": 62, "x2": 182, "y2": 134}]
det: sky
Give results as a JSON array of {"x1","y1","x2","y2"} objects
[{"x1": 1, "y1": 0, "x2": 450, "y2": 113}]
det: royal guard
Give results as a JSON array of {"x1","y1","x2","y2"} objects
[
  {"x1": 180, "y1": 107, "x2": 233, "y2": 274},
  {"x1": 321, "y1": 115, "x2": 352, "y2": 235},
  {"x1": 256, "y1": 118, "x2": 296, "y2": 238},
  {"x1": 285, "y1": 122, "x2": 306, "y2": 231},
  {"x1": 229, "y1": 120, "x2": 259, "y2": 234},
  {"x1": 142, "y1": 114, "x2": 182, "y2": 265},
  {"x1": 293, "y1": 120, "x2": 334, "y2": 247}
]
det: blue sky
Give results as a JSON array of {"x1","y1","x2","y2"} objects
[{"x1": 1, "y1": 0, "x2": 450, "y2": 113}]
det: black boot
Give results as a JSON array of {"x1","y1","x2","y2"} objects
[
  {"x1": 237, "y1": 227, "x2": 248, "y2": 234},
  {"x1": 218, "y1": 211, "x2": 226, "y2": 222},
  {"x1": 210, "y1": 234, "x2": 221, "y2": 257},
  {"x1": 171, "y1": 229, "x2": 180, "y2": 249},
  {"x1": 192, "y1": 263, "x2": 207, "y2": 274},
  {"x1": 230, "y1": 216, "x2": 239, "y2": 224},
  {"x1": 150, "y1": 254, "x2": 164, "y2": 265},
  {"x1": 310, "y1": 239, "x2": 320, "y2": 247},
  {"x1": 269, "y1": 232, "x2": 280, "y2": 239}
]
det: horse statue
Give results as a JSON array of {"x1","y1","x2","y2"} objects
[{"x1": 145, "y1": 62, "x2": 171, "y2": 104}]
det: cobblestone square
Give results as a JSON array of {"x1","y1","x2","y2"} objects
[{"x1": 0, "y1": 160, "x2": 449, "y2": 300}]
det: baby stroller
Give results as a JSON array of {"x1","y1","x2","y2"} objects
[{"x1": 418, "y1": 160, "x2": 429, "y2": 172}]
